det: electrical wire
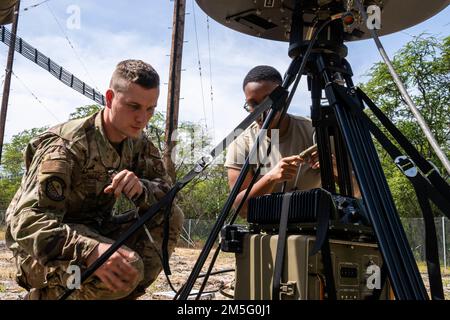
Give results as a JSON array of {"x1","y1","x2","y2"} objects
[
  {"x1": 191, "y1": 0, "x2": 208, "y2": 131},
  {"x1": 206, "y1": 15, "x2": 216, "y2": 141},
  {"x1": 44, "y1": 2, "x2": 100, "y2": 91},
  {"x1": 11, "y1": 70, "x2": 60, "y2": 121},
  {"x1": 22, "y1": 0, "x2": 51, "y2": 12}
]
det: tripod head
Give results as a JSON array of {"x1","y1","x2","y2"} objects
[{"x1": 287, "y1": 0, "x2": 349, "y2": 59}]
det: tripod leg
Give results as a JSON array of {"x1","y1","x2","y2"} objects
[
  {"x1": 337, "y1": 85, "x2": 428, "y2": 298},
  {"x1": 310, "y1": 74, "x2": 335, "y2": 193},
  {"x1": 333, "y1": 127, "x2": 354, "y2": 196},
  {"x1": 310, "y1": 71, "x2": 354, "y2": 196}
]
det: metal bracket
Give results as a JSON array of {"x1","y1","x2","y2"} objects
[
  {"x1": 194, "y1": 155, "x2": 213, "y2": 173},
  {"x1": 280, "y1": 281, "x2": 296, "y2": 297},
  {"x1": 394, "y1": 156, "x2": 418, "y2": 178},
  {"x1": 424, "y1": 160, "x2": 440, "y2": 178}
]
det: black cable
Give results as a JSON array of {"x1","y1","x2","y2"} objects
[{"x1": 195, "y1": 245, "x2": 221, "y2": 300}]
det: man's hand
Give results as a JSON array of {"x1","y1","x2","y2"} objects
[
  {"x1": 306, "y1": 151, "x2": 320, "y2": 170},
  {"x1": 104, "y1": 169, "x2": 143, "y2": 199},
  {"x1": 86, "y1": 243, "x2": 140, "y2": 293},
  {"x1": 266, "y1": 155, "x2": 303, "y2": 183},
  {"x1": 305, "y1": 151, "x2": 338, "y2": 176}
]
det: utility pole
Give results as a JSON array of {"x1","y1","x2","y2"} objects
[
  {"x1": 164, "y1": 0, "x2": 186, "y2": 182},
  {"x1": 0, "y1": 0, "x2": 20, "y2": 164}
]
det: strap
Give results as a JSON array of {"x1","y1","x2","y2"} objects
[
  {"x1": 272, "y1": 193, "x2": 292, "y2": 300},
  {"x1": 310, "y1": 190, "x2": 334, "y2": 255},
  {"x1": 358, "y1": 88, "x2": 450, "y2": 203},
  {"x1": 363, "y1": 115, "x2": 445, "y2": 299},
  {"x1": 415, "y1": 181, "x2": 445, "y2": 299},
  {"x1": 309, "y1": 189, "x2": 337, "y2": 300},
  {"x1": 162, "y1": 202, "x2": 174, "y2": 275},
  {"x1": 320, "y1": 235, "x2": 337, "y2": 300},
  {"x1": 363, "y1": 113, "x2": 450, "y2": 217}
]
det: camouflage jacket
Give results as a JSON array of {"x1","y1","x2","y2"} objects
[{"x1": 5, "y1": 111, "x2": 174, "y2": 268}]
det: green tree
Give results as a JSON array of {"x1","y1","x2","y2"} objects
[
  {"x1": 169, "y1": 121, "x2": 229, "y2": 220},
  {"x1": 69, "y1": 104, "x2": 103, "y2": 120},
  {"x1": 146, "y1": 111, "x2": 166, "y2": 152},
  {"x1": 360, "y1": 34, "x2": 450, "y2": 217},
  {"x1": 0, "y1": 127, "x2": 48, "y2": 213}
]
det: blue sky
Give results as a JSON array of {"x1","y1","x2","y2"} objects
[{"x1": 1, "y1": 0, "x2": 449, "y2": 144}]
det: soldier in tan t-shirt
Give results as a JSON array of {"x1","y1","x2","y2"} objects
[{"x1": 225, "y1": 65, "x2": 323, "y2": 217}]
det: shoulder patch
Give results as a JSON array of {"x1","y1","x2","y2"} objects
[
  {"x1": 40, "y1": 160, "x2": 68, "y2": 174},
  {"x1": 44, "y1": 176, "x2": 66, "y2": 201}
]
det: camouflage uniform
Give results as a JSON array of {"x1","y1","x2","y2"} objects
[{"x1": 5, "y1": 111, "x2": 184, "y2": 300}]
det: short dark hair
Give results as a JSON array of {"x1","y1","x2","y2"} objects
[
  {"x1": 110, "y1": 59, "x2": 160, "y2": 91},
  {"x1": 242, "y1": 65, "x2": 282, "y2": 90}
]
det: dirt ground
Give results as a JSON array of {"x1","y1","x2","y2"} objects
[
  {"x1": 0, "y1": 240, "x2": 449, "y2": 300},
  {"x1": 0, "y1": 240, "x2": 235, "y2": 300}
]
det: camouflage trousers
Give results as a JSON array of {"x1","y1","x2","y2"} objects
[{"x1": 15, "y1": 207, "x2": 184, "y2": 300}]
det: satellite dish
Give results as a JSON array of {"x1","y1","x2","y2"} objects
[
  {"x1": 0, "y1": 0, "x2": 18, "y2": 25},
  {"x1": 195, "y1": 0, "x2": 450, "y2": 42}
]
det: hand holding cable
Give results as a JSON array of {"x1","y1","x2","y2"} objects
[{"x1": 104, "y1": 170, "x2": 144, "y2": 200}]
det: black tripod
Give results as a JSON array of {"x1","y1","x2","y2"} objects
[{"x1": 307, "y1": 49, "x2": 428, "y2": 299}]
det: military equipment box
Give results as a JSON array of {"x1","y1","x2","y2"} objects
[{"x1": 234, "y1": 233, "x2": 391, "y2": 300}]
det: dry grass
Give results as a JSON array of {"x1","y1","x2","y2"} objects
[
  {"x1": 416, "y1": 261, "x2": 450, "y2": 276},
  {"x1": 142, "y1": 247, "x2": 235, "y2": 300},
  {"x1": 0, "y1": 248, "x2": 16, "y2": 280}
]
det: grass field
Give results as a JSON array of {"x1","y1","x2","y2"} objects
[{"x1": 0, "y1": 227, "x2": 5, "y2": 241}]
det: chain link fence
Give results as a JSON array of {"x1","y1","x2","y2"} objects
[
  {"x1": 401, "y1": 217, "x2": 449, "y2": 269},
  {"x1": 180, "y1": 218, "x2": 449, "y2": 268},
  {"x1": 1, "y1": 213, "x2": 448, "y2": 268}
]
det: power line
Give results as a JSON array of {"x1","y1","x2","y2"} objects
[
  {"x1": 206, "y1": 15, "x2": 216, "y2": 140},
  {"x1": 0, "y1": 25, "x2": 105, "y2": 105},
  {"x1": 191, "y1": 0, "x2": 208, "y2": 130},
  {"x1": 12, "y1": 70, "x2": 60, "y2": 122},
  {"x1": 45, "y1": 2, "x2": 99, "y2": 91},
  {"x1": 22, "y1": 0, "x2": 51, "y2": 12}
]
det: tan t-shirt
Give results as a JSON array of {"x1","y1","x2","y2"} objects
[{"x1": 225, "y1": 114, "x2": 321, "y2": 192}]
